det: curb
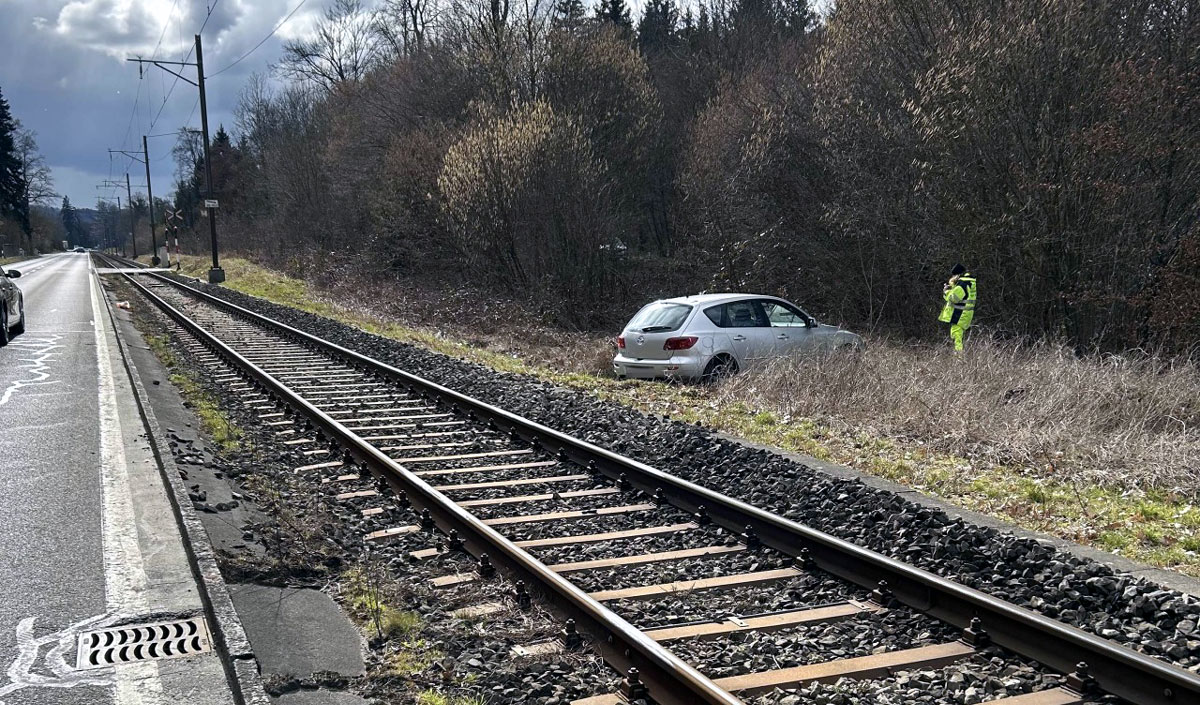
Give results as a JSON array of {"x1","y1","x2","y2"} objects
[{"x1": 97, "y1": 271, "x2": 272, "y2": 705}]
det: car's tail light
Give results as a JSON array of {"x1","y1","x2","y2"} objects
[
  {"x1": 617, "y1": 335, "x2": 625, "y2": 349},
  {"x1": 663, "y1": 336, "x2": 699, "y2": 350}
]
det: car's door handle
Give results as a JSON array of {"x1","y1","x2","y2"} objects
[
  {"x1": 732, "y1": 335, "x2": 747, "y2": 342},
  {"x1": 776, "y1": 334, "x2": 789, "y2": 340}
]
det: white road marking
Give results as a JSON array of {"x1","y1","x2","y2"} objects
[
  {"x1": 90, "y1": 270, "x2": 168, "y2": 703},
  {"x1": 0, "y1": 614, "x2": 118, "y2": 702},
  {"x1": 0, "y1": 333, "x2": 63, "y2": 406}
]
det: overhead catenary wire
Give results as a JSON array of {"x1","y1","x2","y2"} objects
[
  {"x1": 210, "y1": 0, "x2": 309, "y2": 77},
  {"x1": 145, "y1": 0, "x2": 221, "y2": 136},
  {"x1": 121, "y1": 0, "x2": 180, "y2": 157}
]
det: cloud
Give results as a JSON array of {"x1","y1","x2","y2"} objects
[
  {"x1": 53, "y1": 0, "x2": 176, "y2": 58},
  {"x1": 1, "y1": 0, "x2": 352, "y2": 210},
  {"x1": 49, "y1": 0, "x2": 261, "y2": 60}
]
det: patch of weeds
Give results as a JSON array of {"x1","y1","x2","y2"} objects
[
  {"x1": 168, "y1": 372, "x2": 242, "y2": 451},
  {"x1": 416, "y1": 691, "x2": 484, "y2": 705},
  {"x1": 1134, "y1": 501, "x2": 1169, "y2": 522},
  {"x1": 1021, "y1": 480, "x2": 1051, "y2": 505},
  {"x1": 1097, "y1": 531, "x2": 1132, "y2": 552},
  {"x1": 387, "y1": 639, "x2": 444, "y2": 677},
  {"x1": 116, "y1": 279, "x2": 243, "y2": 452},
  {"x1": 342, "y1": 567, "x2": 423, "y2": 640}
]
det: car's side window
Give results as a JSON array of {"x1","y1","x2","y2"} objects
[
  {"x1": 725, "y1": 301, "x2": 768, "y2": 328},
  {"x1": 761, "y1": 301, "x2": 808, "y2": 327},
  {"x1": 703, "y1": 306, "x2": 724, "y2": 327}
]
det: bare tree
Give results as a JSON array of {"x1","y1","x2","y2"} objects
[
  {"x1": 278, "y1": 0, "x2": 382, "y2": 91},
  {"x1": 376, "y1": 0, "x2": 445, "y2": 56},
  {"x1": 14, "y1": 125, "x2": 55, "y2": 207}
]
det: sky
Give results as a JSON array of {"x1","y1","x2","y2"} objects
[{"x1": 0, "y1": 0, "x2": 329, "y2": 210}]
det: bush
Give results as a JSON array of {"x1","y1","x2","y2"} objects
[{"x1": 438, "y1": 100, "x2": 618, "y2": 323}]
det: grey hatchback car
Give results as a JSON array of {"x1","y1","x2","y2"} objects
[{"x1": 613, "y1": 294, "x2": 861, "y2": 380}]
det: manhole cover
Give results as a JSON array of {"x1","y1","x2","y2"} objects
[{"x1": 76, "y1": 616, "x2": 212, "y2": 670}]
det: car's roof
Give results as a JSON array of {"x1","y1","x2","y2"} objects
[{"x1": 656, "y1": 293, "x2": 783, "y2": 306}]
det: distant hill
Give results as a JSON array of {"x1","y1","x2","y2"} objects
[{"x1": 31, "y1": 204, "x2": 98, "y2": 226}]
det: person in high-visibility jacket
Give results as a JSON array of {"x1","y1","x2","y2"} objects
[{"x1": 938, "y1": 264, "x2": 976, "y2": 352}]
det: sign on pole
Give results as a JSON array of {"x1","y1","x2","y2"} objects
[{"x1": 203, "y1": 199, "x2": 219, "y2": 209}]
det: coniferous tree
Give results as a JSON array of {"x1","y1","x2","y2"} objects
[
  {"x1": 595, "y1": 0, "x2": 632, "y2": 32},
  {"x1": 552, "y1": 0, "x2": 587, "y2": 31},
  {"x1": 637, "y1": 0, "x2": 679, "y2": 54},
  {"x1": 0, "y1": 87, "x2": 25, "y2": 229},
  {"x1": 60, "y1": 196, "x2": 81, "y2": 241}
]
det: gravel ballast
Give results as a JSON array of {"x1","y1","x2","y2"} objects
[{"x1": 177, "y1": 276, "x2": 1200, "y2": 674}]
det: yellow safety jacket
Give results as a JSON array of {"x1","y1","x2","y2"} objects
[{"x1": 938, "y1": 275, "x2": 976, "y2": 328}]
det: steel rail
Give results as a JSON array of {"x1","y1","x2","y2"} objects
[
  {"x1": 111, "y1": 266, "x2": 744, "y2": 705},
  {"x1": 115, "y1": 260, "x2": 1200, "y2": 705}
]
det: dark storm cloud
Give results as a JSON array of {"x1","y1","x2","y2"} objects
[{"x1": 0, "y1": 0, "x2": 309, "y2": 209}]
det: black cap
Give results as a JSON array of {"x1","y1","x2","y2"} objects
[{"x1": 951, "y1": 263, "x2": 967, "y2": 276}]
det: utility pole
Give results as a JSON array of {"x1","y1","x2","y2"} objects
[
  {"x1": 128, "y1": 33, "x2": 224, "y2": 283},
  {"x1": 144, "y1": 136, "x2": 159, "y2": 265},
  {"x1": 110, "y1": 140, "x2": 162, "y2": 265},
  {"x1": 98, "y1": 181, "x2": 133, "y2": 256},
  {"x1": 125, "y1": 172, "x2": 137, "y2": 259},
  {"x1": 116, "y1": 196, "x2": 123, "y2": 256}
]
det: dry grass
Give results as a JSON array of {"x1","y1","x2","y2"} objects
[{"x1": 720, "y1": 336, "x2": 1200, "y2": 494}]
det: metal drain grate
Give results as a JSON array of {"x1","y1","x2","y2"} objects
[{"x1": 76, "y1": 616, "x2": 212, "y2": 670}]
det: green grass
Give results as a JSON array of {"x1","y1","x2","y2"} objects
[
  {"x1": 140, "y1": 329, "x2": 242, "y2": 451},
  {"x1": 165, "y1": 254, "x2": 1200, "y2": 577},
  {"x1": 342, "y1": 567, "x2": 424, "y2": 639},
  {"x1": 417, "y1": 691, "x2": 485, "y2": 705}
]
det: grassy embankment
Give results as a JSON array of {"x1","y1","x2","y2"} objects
[{"x1": 161, "y1": 254, "x2": 1200, "y2": 576}]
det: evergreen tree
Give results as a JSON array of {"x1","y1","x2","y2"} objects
[
  {"x1": 595, "y1": 0, "x2": 632, "y2": 32},
  {"x1": 552, "y1": 0, "x2": 587, "y2": 31},
  {"x1": 60, "y1": 196, "x2": 81, "y2": 240},
  {"x1": 637, "y1": 0, "x2": 679, "y2": 54},
  {"x1": 0, "y1": 87, "x2": 25, "y2": 229}
]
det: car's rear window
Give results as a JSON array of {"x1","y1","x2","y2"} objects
[{"x1": 628, "y1": 302, "x2": 692, "y2": 332}]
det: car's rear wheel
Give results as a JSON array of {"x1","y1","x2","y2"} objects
[
  {"x1": 702, "y1": 354, "x2": 737, "y2": 382},
  {"x1": 10, "y1": 302, "x2": 24, "y2": 336}
]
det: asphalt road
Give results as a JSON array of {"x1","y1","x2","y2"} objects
[{"x1": 0, "y1": 253, "x2": 112, "y2": 705}]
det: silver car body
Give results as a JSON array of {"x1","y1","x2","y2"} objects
[
  {"x1": 612, "y1": 293, "x2": 861, "y2": 380},
  {"x1": 0, "y1": 265, "x2": 25, "y2": 336}
]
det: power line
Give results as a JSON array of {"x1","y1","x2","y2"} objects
[
  {"x1": 211, "y1": 0, "x2": 309, "y2": 77},
  {"x1": 145, "y1": 0, "x2": 220, "y2": 135},
  {"x1": 121, "y1": 0, "x2": 179, "y2": 156},
  {"x1": 151, "y1": 0, "x2": 183, "y2": 60}
]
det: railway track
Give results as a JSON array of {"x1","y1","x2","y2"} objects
[{"x1": 97, "y1": 254, "x2": 1200, "y2": 705}]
